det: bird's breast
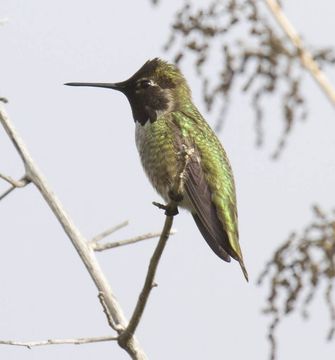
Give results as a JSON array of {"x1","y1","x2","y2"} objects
[{"x1": 135, "y1": 119, "x2": 182, "y2": 203}]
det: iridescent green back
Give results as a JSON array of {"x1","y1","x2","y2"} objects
[
  {"x1": 170, "y1": 106, "x2": 242, "y2": 261},
  {"x1": 136, "y1": 102, "x2": 244, "y2": 265}
]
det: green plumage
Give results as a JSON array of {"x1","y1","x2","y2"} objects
[
  {"x1": 136, "y1": 105, "x2": 248, "y2": 280},
  {"x1": 174, "y1": 108, "x2": 240, "y2": 255},
  {"x1": 65, "y1": 58, "x2": 248, "y2": 281}
]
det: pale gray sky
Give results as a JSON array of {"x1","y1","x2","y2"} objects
[{"x1": 1, "y1": 1, "x2": 335, "y2": 359}]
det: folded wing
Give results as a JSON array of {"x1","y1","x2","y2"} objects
[{"x1": 185, "y1": 153, "x2": 233, "y2": 262}]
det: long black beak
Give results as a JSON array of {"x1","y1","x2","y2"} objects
[{"x1": 64, "y1": 81, "x2": 128, "y2": 92}]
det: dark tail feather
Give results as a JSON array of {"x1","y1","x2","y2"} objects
[
  {"x1": 238, "y1": 259, "x2": 249, "y2": 282},
  {"x1": 192, "y1": 213, "x2": 249, "y2": 282},
  {"x1": 192, "y1": 213, "x2": 231, "y2": 262}
]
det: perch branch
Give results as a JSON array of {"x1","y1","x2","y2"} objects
[
  {"x1": 118, "y1": 215, "x2": 174, "y2": 348},
  {"x1": 0, "y1": 335, "x2": 117, "y2": 348},
  {"x1": 118, "y1": 145, "x2": 192, "y2": 347},
  {"x1": 265, "y1": 0, "x2": 335, "y2": 106},
  {"x1": 0, "y1": 105, "x2": 147, "y2": 360}
]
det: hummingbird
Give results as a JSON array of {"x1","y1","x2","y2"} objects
[{"x1": 65, "y1": 58, "x2": 248, "y2": 281}]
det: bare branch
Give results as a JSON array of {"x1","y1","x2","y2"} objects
[
  {"x1": 0, "y1": 335, "x2": 117, "y2": 348},
  {"x1": 0, "y1": 175, "x2": 30, "y2": 201},
  {"x1": 118, "y1": 214, "x2": 175, "y2": 348},
  {"x1": 90, "y1": 220, "x2": 129, "y2": 244},
  {"x1": 118, "y1": 145, "x2": 192, "y2": 347},
  {"x1": 98, "y1": 292, "x2": 123, "y2": 332},
  {"x1": 0, "y1": 186, "x2": 16, "y2": 201},
  {"x1": 0, "y1": 173, "x2": 29, "y2": 187},
  {"x1": 92, "y1": 230, "x2": 177, "y2": 252},
  {"x1": 0, "y1": 105, "x2": 147, "y2": 359},
  {"x1": 265, "y1": 0, "x2": 335, "y2": 106}
]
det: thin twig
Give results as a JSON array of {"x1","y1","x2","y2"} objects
[
  {"x1": 90, "y1": 220, "x2": 129, "y2": 244},
  {"x1": 118, "y1": 145, "x2": 192, "y2": 347},
  {"x1": 0, "y1": 173, "x2": 29, "y2": 187},
  {"x1": 118, "y1": 214, "x2": 175, "y2": 348},
  {"x1": 0, "y1": 105, "x2": 147, "y2": 360},
  {"x1": 0, "y1": 175, "x2": 30, "y2": 201},
  {"x1": 265, "y1": 0, "x2": 335, "y2": 106},
  {"x1": 0, "y1": 186, "x2": 16, "y2": 201},
  {"x1": 0, "y1": 335, "x2": 117, "y2": 348},
  {"x1": 93, "y1": 230, "x2": 177, "y2": 252}
]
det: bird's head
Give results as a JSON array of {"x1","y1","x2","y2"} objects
[{"x1": 65, "y1": 58, "x2": 191, "y2": 125}]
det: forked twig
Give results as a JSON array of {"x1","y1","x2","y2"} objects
[
  {"x1": 0, "y1": 175, "x2": 30, "y2": 201},
  {"x1": 0, "y1": 105, "x2": 147, "y2": 359}
]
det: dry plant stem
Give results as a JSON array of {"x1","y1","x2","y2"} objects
[
  {"x1": 0, "y1": 186, "x2": 16, "y2": 201},
  {"x1": 0, "y1": 106, "x2": 147, "y2": 360},
  {"x1": 118, "y1": 212, "x2": 175, "y2": 347},
  {"x1": 90, "y1": 220, "x2": 129, "y2": 244},
  {"x1": 0, "y1": 175, "x2": 30, "y2": 201},
  {"x1": 0, "y1": 173, "x2": 28, "y2": 187},
  {"x1": 93, "y1": 230, "x2": 176, "y2": 252},
  {"x1": 119, "y1": 146, "x2": 191, "y2": 347},
  {"x1": 265, "y1": 0, "x2": 335, "y2": 106},
  {"x1": 0, "y1": 336, "x2": 117, "y2": 348}
]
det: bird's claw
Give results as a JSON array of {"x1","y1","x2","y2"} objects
[
  {"x1": 164, "y1": 204, "x2": 179, "y2": 216},
  {"x1": 152, "y1": 201, "x2": 179, "y2": 216}
]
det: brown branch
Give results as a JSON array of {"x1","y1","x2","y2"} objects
[
  {"x1": 0, "y1": 105, "x2": 147, "y2": 360},
  {"x1": 0, "y1": 335, "x2": 117, "y2": 348},
  {"x1": 118, "y1": 145, "x2": 192, "y2": 347},
  {"x1": 118, "y1": 214, "x2": 175, "y2": 348},
  {"x1": 265, "y1": 0, "x2": 335, "y2": 106}
]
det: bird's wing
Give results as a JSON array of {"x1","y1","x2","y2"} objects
[
  {"x1": 184, "y1": 150, "x2": 232, "y2": 262},
  {"x1": 185, "y1": 149, "x2": 248, "y2": 281},
  {"x1": 170, "y1": 110, "x2": 248, "y2": 281}
]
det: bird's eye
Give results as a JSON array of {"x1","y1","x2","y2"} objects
[{"x1": 137, "y1": 79, "x2": 153, "y2": 89}]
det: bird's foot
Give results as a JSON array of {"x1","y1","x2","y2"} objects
[{"x1": 152, "y1": 201, "x2": 179, "y2": 216}]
